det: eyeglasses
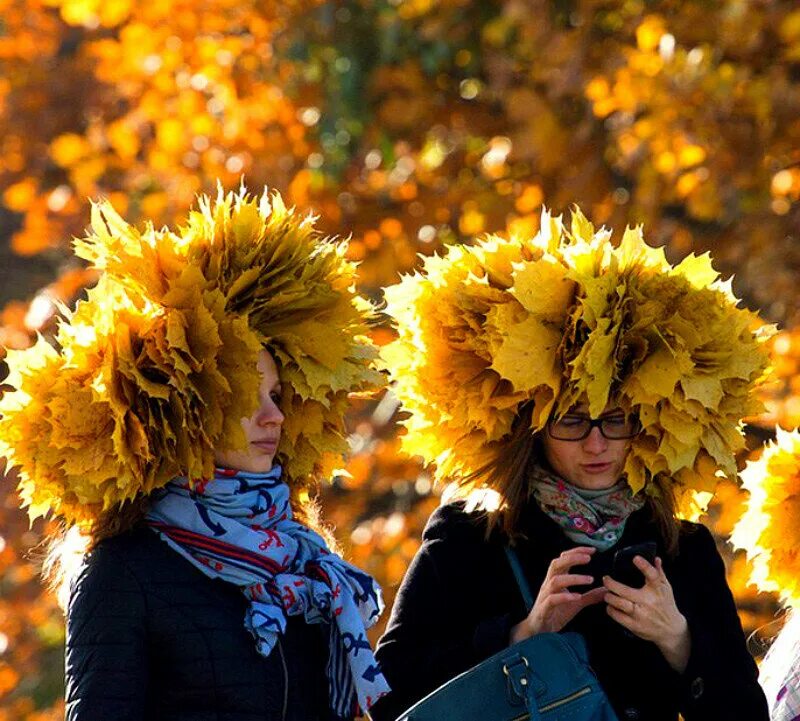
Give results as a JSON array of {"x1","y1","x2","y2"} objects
[{"x1": 547, "y1": 413, "x2": 641, "y2": 441}]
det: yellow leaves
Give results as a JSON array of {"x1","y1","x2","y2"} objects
[
  {"x1": 459, "y1": 204, "x2": 485, "y2": 235},
  {"x1": 49, "y1": 133, "x2": 90, "y2": 168},
  {"x1": 585, "y1": 76, "x2": 616, "y2": 118},
  {"x1": 585, "y1": 76, "x2": 610, "y2": 102},
  {"x1": 107, "y1": 119, "x2": 140, "y2": 161},
  {"x1": 678, "y1": 144, "x2": 706, "y2": 168},
  {"x1": 570, "y1": 318, "x2": 617, "y2": 416},
  {"x1": 633, "y1": 347, "x2": 682, "y2": 398},
  {"x1": 515, "y1": 184, "x2": 544, "y2": 214},
  {"x1": 156, "y1": 118, "x2": 188, "y2": 155},
  {"x1": 0, "y1": 662, "x2": 20, "y2": 695},
  {"x1": 760, "y1": 329, "x2": 800, "y2": 431},
  {"x1": 771, "y1": 167, "x2": 800, "y2": 201},
  {"x1": 382, "y1": 204, "x2": 772, "y2": 508},
  {"x1": 48, "y1": 0, "x2": 132, "y2": 27},
  {"x1": 671, "y1": 251, "x2": 718, "y2": 288},
  {"x1": 0, "y1": 185, "x2": 383, "y2": 525},
  {"x1": 379, "y1": 218, "x2": 403, "y2": 239},
  {"x1": 2, "y1": 179, "x2": 37, "y2": 212},
  {"x1": 681, "y1": 375, "x2": 723, "y2": 408},
  {"x1": 636, "y1": 16, "x2": 667, "y2": 53},
  {"x1": 507, "y1": 214, "x2": 540, "y2": 241},
  {"x1": 140, "y1": 192, "x2": 169, "y2": 220},
  {"x1": 489, "y1": 311, "x2": 561, "y2": 397},
  {"x1": 511, "y1": 256, "x2": 575, "y2": 319},
  {"x1": 731, "y1": 429, "x2": 800, "y2": 607},
  {"x1": 779, "y1": 10, "x2": 800, "y2": 60}
]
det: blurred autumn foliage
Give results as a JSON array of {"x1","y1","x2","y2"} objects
[{"x1": 1, "y1": 0, "x2": 800, "y2": 716}]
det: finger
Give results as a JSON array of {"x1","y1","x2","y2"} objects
[
  {"x1": 542, "y1": 591, "x2": 581, "y2": 608},
  {"x1": 606, "y1": 604, "x2": 638, "y2": 632},
  {"x1": 602, "y1": 574, "x2": 640, "y2": 600},
  {"x1": 655, "y1": 556, "x2": 667, "y2": 579},
  {"x1": 557, "y1": 546, "x2": 597, "y2": 564},
  {"x1": 577, "y1": 586, "x2": 607, "y2": 608},
  {"x1": 548, "y1": 547, "x2": 595, "y2": 576},
  {"x1": 604, "y1": 592, "x2": 635, "y2": 614},
  {"x1": 564, "y1": 546, "x2": 597, "y2": 555},
  {"x1": 632, "y1": 555, "x2": 660, "y2": 583},
  {"x1": 549, "y1": 573, "x2": 595, "y2": 591}
]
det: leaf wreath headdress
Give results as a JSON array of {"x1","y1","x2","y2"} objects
[
  {"x1": 0, "y1": 185, "x2": 383, "y2": 524},
  {"x1": 731, "y1": 428, "x2": 800, "y2": 607},
  {"x1": 382, "y1": 207, "x2": 773, "y2": 518}
]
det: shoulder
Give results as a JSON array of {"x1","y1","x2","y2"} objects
[
  {"x1": 71, "y1": 524, "x2": 188, "y2": 604},
  {"x1": 670, "y1": 519, "x2": 728, "y2": 583},
  {"x1": 676, "y1": 520, "x2": 717, "y2": 554},
  {"x1": 81, "y1": 524, "x2": 168, "y2": 574},
  {"x1": 67, "y1": 527, "x2": 158, "y2": 623},
  {"x1": 71, "y1": 526, "x2": 151, "y2": 591},
  {"x1": 421, "y1": 500, "x2": 493, "y2": 545}
]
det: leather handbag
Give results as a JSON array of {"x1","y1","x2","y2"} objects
[{"x1": 394, "y1": 547, "x2": 619, "y2": 721}]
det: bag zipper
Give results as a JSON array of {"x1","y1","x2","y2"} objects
[
  {"x1": 510, "y1": 685, "x2": 593, "y2": 719},
  {"x1": 277, "y1": 637, "x2": 289, "y2": 721}
]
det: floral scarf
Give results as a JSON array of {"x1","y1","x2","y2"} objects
[
  {"x1": 530, "y1": 465, "x2": 644, "y2": 551},
  {"x1": 146, "y1": 465, "x2": 390, "y2": 718}
]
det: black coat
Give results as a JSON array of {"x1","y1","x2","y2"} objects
[
  {"x1": 65, "y1": 524, "x2": 340, "y2": 721},
  {"x1": 371, "y1": 500, "x2": 769, "y2": 721}
]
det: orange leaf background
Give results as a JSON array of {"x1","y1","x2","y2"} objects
[{"x1": 1, "y1": 0, "x2": 799, "y2": 714}]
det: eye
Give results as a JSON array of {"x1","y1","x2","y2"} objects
[
  {"x1": 559, "y1": 415, "x2": 588, "y2": 427},
  {"x1": 269, "y1": 391, "x2": 282, "y2": 404},
  {"x1": 602, "y1": 415, "x2": 627, "y2": 426}
]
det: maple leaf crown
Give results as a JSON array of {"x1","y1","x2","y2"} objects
[
  {"x1": 731, "y1": 428, "x2": 800, "y2": 607},
  {"x1": 0, "y1": 185, "x2": 383, "y2": 524},
  {"x1": 382, "y1": 207, "x2": 773, "y2": 518}
]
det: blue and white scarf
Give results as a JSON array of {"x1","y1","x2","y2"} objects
[{"x1": 146, "y1": 465, "x2": 390, "y2": 718}]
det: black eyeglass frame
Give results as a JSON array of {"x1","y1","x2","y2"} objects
[{"x1": 546, "y1": 414, "x2": 642, "y2": 442}]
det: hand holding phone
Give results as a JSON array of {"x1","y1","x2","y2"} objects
[{"x1": 610, "y1": 542, "x2": 657, "y2": 589}]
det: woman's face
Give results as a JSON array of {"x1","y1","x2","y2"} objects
[
  {"x1": 214, "y1": 350, "x2": 285, "y2": 473},
  {"x1": 542, "y1": 402, "x2": 633, "y2": 491}
]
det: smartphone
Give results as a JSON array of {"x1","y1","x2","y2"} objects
[{"x1": 611, "y1": 542, "x2": 657, "y2": 589}]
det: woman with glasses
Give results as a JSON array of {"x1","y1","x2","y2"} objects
[{"x1": 370, "y1": 212, "x2": 770, "y2": 721}]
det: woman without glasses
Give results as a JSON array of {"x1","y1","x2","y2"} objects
[{"x1": 0, "y1": 188, "x2": 390, "y2": 721}]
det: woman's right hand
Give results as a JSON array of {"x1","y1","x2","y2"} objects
[{"x1": 509, "y1": 546, "x2": 607, "y2": 644}]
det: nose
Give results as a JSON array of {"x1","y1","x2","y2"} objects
[
  {"x1": 256, "y1": 398, "x2": 285, "y2": 426},
  {"x1": 582, "y1": 426, "x2": 608, "y2": 454}
]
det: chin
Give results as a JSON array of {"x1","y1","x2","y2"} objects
[
  {"x1": 217, "y1": 453, "x2": 275, "y2": 474},
  {"x1": 575, "y1": 473, "x2": 619, "y2": 490},
  {"x1": 247, "y1": 457, "x2": 275, "y2": 474}
]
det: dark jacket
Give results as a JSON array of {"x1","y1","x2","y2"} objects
[
  {"x1": 65, "y1": 524, "x2": 340, "y2": 721},
  {"x1": 372, "y1": 500, "x2": 769, "y2": 721}
]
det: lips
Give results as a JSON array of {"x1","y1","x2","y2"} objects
[
  {"x1": 251, "y1": 438, "x2": 279, "y2": 453},
  {"x1": 581, "y1": 462, "x2": 613, "y2": 474}
]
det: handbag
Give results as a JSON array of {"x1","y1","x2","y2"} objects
[{"x1": 394, "y1": 546, "x2": 619, "y2": 721}]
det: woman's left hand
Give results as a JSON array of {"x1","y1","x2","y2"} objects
[{"x1": 603, "y1": 556, "x2": 691, "y2": 673}]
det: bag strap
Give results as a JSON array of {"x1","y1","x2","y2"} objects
[{"x1": 504, "y1": 545, "x2": 534, "y2": 613}]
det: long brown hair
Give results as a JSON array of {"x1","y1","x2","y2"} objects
[
  {"x1": 43, "y1": 483, "x2": 339, "y2": 610},
  {"x1": 463, "y1": 403, "x2": 682, "y2": 555}
]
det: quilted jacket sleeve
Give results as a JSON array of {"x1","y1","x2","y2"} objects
[{"x1": 65, "y1": 541, "x2": 149, "y2": 721}]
